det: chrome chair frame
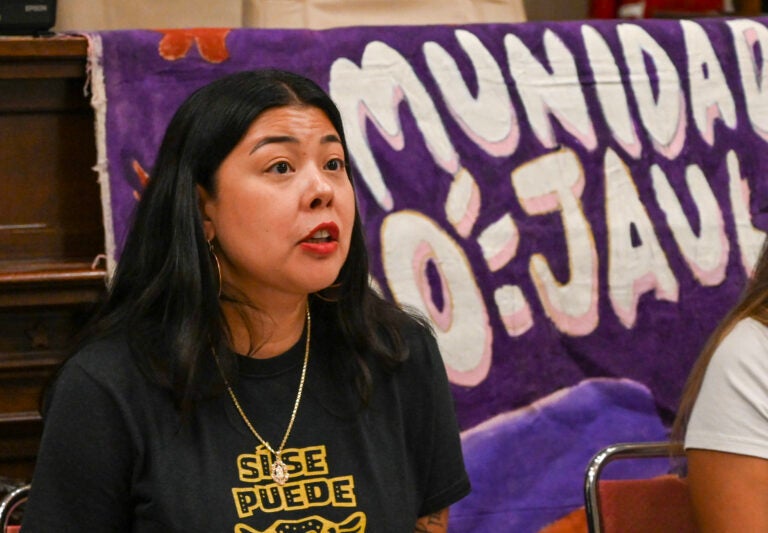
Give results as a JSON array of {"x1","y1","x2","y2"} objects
[
  {"x1": 0, "y1": 484, "x2": 30, "y2": 531},
  {"x1": 584, "y1": 441, "x2": 684, "y2": 533}
]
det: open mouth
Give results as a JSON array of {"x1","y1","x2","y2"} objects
[
  {"x1": 305, "y1": 229, "x2": 334, "y2": 243},
  {"x1": 301, "y1": 223, "x2": 339, "y2": 244}
]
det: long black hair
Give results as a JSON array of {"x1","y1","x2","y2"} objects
[{"x1": 81, "y1": 69, "x2": 423, "y2": 411}]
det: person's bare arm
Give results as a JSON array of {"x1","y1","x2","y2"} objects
[
  {"x1": 688, "y1": 449, "x2": 768, "y2": 531},
  {"x1": 414, "y1": 508, "x2": 449, "y2": 533}
]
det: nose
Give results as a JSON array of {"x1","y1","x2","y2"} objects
[{"x1": 307, "y1": 169, "x2": 334, "y2": 209}]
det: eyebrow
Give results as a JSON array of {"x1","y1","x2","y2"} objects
[
  {"x1": 250, "y1": 136, "x2": 297, "y2": 154},
  {"x1": 249, "y1": 133, "x2": 342, "y2": 154}
]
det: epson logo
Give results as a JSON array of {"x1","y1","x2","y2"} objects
[{"x1": 25, "y1": 4, "x2": 49, "y2": 12}]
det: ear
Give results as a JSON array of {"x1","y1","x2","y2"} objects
[{"x1": 197, "y1": 185, "x2": 215, "y2": 242}]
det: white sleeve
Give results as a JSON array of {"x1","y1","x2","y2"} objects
[{"x1": 686, "y1": 318, "x2": 768, "y2": 459}]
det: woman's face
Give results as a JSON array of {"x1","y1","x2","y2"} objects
[{"x1": 200, "y1": 105, "x2": 356, "y2": 306}]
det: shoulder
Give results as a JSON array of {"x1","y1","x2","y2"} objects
[
  {"x1": 387, "y1": 317, "x2": 451, "y2": 396},
  {"x1": 66, "y1": 335, "x2": 135, "y2": 377},
  {"x1": 398, "y1": 314, "x2": 441, "y2": 366},
  {"x1": 52, "y1": 335, "x2": 147, "y2": 402},
  {"x1": 687, "y1": 318, "x2": 768, "y2": 455},
  {"x1": 710, "y1": 318, "x2": 768, "y2": 376},
  {"x1": 722, "y1": 317, "x2": 768, "y2": 345}
]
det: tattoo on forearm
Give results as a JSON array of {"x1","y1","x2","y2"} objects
[{"x1": 414, "y1": 510, "x2": 447, "y2": 532}]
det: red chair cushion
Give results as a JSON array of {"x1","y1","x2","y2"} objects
[{"x1": 598, "y1": 474, "x2": 696, "y2": 533}]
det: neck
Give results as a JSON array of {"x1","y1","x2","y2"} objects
[{"x1": 223, "y1": 297, "x2": 308, "y2": 359}]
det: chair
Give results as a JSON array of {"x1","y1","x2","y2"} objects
[
  {"x1": 0, "y1": 484, "x2": 30, "y2": 533},
  {"x1": 584, "y1": 441, "x2": 695, "y2": 533}
]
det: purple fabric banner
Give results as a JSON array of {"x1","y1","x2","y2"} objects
[{"x1": 88, "y1": 18, "x2": 768, "y2": 530}]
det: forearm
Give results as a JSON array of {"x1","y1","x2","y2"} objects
[{"x1": 414, "y1": 508, "x2": 449, "y2": 533}]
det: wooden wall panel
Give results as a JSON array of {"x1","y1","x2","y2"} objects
[{"x1": 0, "y1": 36, "x2": 106, "y2": 483}]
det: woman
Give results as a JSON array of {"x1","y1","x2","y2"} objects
[
  {"x1": 22, "y1": 69, "x2": 470, "y2": 532},
  {"x1": 674, "y1": 240, "x2": 768, "y2": 531}
]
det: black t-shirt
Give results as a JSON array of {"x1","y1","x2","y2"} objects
[{"x1": 22, "y1": 319, "x2": 470, "y2": 532}]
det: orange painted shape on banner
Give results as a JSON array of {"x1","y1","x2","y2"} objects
[
  {"x1": 157, "y1": 29, "x2": 231, "y2": 63},
  {"x1": 537, "y1": 507, "x2": 587, "y2": 533},
  {"x1": 131, "y1": 160, "x2": 150, "y2": 201}
]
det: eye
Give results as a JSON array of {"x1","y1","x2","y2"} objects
[
  {"x1": 325, "y1": 158, "x2": 345, "y2": 171},
  {"x1": 268, "y1": 161, "x2": 292, "y2": 174}
]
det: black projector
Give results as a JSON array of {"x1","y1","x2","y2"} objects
[{"x1": 0, "y1": 0, "x2": 56, "y2": 35}]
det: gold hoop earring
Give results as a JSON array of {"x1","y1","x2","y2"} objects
[{"x1": 208, "y1": 239, "x2": 222, "y2": 298}]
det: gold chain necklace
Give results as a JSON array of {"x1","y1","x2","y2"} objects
[{"x1": 214, "y1": 306, "x2": 310, "y2": 486}]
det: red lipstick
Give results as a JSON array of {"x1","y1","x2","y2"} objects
[{"x1": 299, "y1": 222, "x2": 339, "y2": 255}]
